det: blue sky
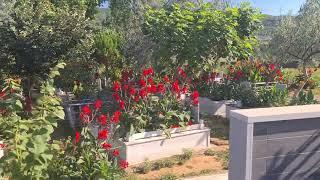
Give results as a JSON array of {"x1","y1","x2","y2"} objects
[
  {"x1": 231, "y1": 0, "x2": 306, "y2": 15},
  {"x1": 101, "y1": 0, "x2": 306, "y2": 15}
]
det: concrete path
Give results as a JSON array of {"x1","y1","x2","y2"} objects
[{"x1": 184, "y1": 173, "x2": 228, "y2": 180}]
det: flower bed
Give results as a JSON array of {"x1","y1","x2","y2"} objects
[{"x1": 117, "y1": 125, "x2": 210, "y2": 164}]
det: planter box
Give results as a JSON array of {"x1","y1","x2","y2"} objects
[
  {"x1": 199, "y1": 97, "x2": 240, "y2": 118},
  {"x1": 118, "y1": 125, "x2": 210, "y2": 165},
  {"x1": 229, "y1": 104, "x2": 320, "y2": 180}
]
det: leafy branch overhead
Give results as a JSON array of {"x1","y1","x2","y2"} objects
[{"x1": 143, "y1": 2, "x2": 263, "y2": 71}]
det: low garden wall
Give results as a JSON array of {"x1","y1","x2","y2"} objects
[
  {"x1": 118, "y1": 123, "x2": 210, "y2": 165},
  {"x1": 229, "y1": 104, "x2": 320, "y2": 180}
]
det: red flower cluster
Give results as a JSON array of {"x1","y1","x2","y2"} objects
[
  {"x1": 113, "y1": 149, "x2": 120, "y2": 156},
  {"x1": 74, "y1": 131, "x2": 81, "y2": 144},
  {"x1": 111, "y1": 111, "x2": 121, "y2": 123},
  {"x1": 94, "y1": 99, "x2": 103, "y2": 109},
  {"x1": 0, "y1": 143, "x2": 5, "y2": 149},
  {"x1": 119, "y1": 160, "x2": 129, "y2": 169},
  {"x1": 98, "y1": 114, "x2": 108, "y2": 126},
  {"x1": 143, "y1": 67, "x2": 154, "y2": 77},
  {"x1": 191, "y1": 91, "x2": 199, "y2": 106},
  {"x1": 102, "y1": 142, "x2": 112, "y2": 150},
  {"x1": 98, "y1": 129, "x2": 108, "y2": 140}
]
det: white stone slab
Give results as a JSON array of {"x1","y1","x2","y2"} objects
[
  {"x1": 230, "y1": 104, "x2": 320, "y2": 123},
  {"x1": 118, "y1": 128, "x2": 211, "y2": 165}
]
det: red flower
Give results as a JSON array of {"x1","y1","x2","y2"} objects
[
  {"x1": 98, "y1": 114, "x2": 108, "y2": 126},
  {"x1": 129, "y1": 87, "x2": 136, "y2": 96},
  {"x1": 147, "y1": 67, "x2": 154, "y2": 75},
  {"x1": 113, "y1": 149, "x2": 120, "y2": 156},
  {"x1": 139, "y1": 88, "x2": 147, "y2": 99},
  {"x1": 123, "y1": 84, "x2": 129, "y2": 91},
  {"x1": 279, "y1": 76, "x2": 284, "y2": 81},
  {"x1": 113, "y1": 82, "x2": 121, "y2": 92},
  {"x1": 276, "y1": 69, "x2": 282, "y2": 76},
  {"x1": 98, "y1": 129, "x2": 108, "y2": 140},
  {"x1": 112, "y1": 93, "x2": 121, "y2": 101},
  {"x1": 143, "y1": 69, "x2": 149, "y2": 76},
  {"x1": 119, "y1": 160, "x2": 129, "y2": 169},
  {"x1": 81, "y1": 105, "x2": 91, "y2": 115},
  {"x1": 134, "y1": 96, "x2": 140, "y2": 102},
  {"x1": 172, "y1": 80, "x2": 180, "y2": 94},
  {"x1": 94, "y1": 99, "x2": 103, "y2": 109},
  {"x1": 157, "y1": 83, "x2": 166, "y2": 94},
  {"x1": 188, "y1": 121, "x2": 193, "y2": 126},
  {"x1": 269, "y1": 64, "x2": 276, "y2": 71},
  {"x1": 119, "y1": 99, "x2": 125, "y2": 109},
  {"x1": 111, "y1": 111, "x2": 122, "y2": 123},
  {"x1": 148, "y1": 84, "x2": 157, "y2": 94},
  {"x1": 164, "y1": 75, "x2": 170, "y2": 83},
  {"x1": 102, "y1": 142, "x2": 112, "y2": 150},
  {"x1": 75, "y1": 131, "x2": 81, "y2": 144},
  {"x1": 0, "y1": 143, "x2": 5, "y2": 149},
  {"x1": 181, "y1": 86, "x2": 188, "y2": 94},
  {"x1": 147, "y1": 77, "x2": 154, "y2": 85},
  {"x1": 171, "y1": 124, "x2": 180, "y2": 128},
  {"x1": 139, "y1": 79, "x2": 146, "y2": 87},
  {"x1": 191, "y1": 91, "x2": 199, "y2": 106}
]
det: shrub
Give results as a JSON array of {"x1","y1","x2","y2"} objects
[
  {"x1": 138, "y1": 159, "x2": 152, "y2": 174},
  {"x1": 112, "y1": 66, "x2": 198, "y2": 138},
  {"x1": 204, "y1": 149, "x2": 216, "y2": 156}
]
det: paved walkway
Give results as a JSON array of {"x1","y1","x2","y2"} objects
[{"x1": 184, "y1": 173, "x2": 228, "y2": 180}]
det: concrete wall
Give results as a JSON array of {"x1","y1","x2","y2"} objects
[{"x1": 229, "y1": 105, "x2": 320, "y2": 180}]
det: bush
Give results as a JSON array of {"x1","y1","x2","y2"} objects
[{"x1": 138, "y1": 159, "x2": 152, "y2": 174}]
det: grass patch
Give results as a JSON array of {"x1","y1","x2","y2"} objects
[
  {"x1": 154, "y1": 159, "x2": 175, "y2": 170},
  {"x1": 175, "y1": 149, "x2": 193, "y2": 165},
  {"x1": 204, "y1": 149, "x2": 229, "y2": 170},
  {"x1": 160, "y1": 173, "x2": 179, "y2": 180}
]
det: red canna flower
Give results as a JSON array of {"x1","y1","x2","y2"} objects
[
  {"x1": 129, "y1": 87, "x2": 136, "y2": 96},
  {"x1": 150, "y1": 84, "x2": 157, "y2": 94},
  {"x1": 102, "y1": 142, "x2": 112, "y2": 150},
  {"x1": 147, "y1": 67, "x2": 154, "y2": 75},
  {"x1": 164, "y1": 75, "x2": 170, "y2": 83},
  {"x1": 111, "y1": 111, "x2": 122, "y2": 123},
  {"x1": 276, "y1": 69, "x2": 282, "y2": 76},
  {"x1": 112, "y1": 93, "x2": 121, "y2": 101},
  {"x1": 75, "y1": 131, "x2": 81, "y2": 144},
  {"x1": 94, "y1": 99, "x2": 103, "y2": 109},
  {"x1": 172, "y1": 80, "x2": 180, "y2": 94},
  {"x1": 134, "y1": 96, "x2": 140, "y2": 102},
  {"x1": 269, "y1": 64, "x2": 276, "y2": 71},
  {"x1": 98, "y1": 114, "x2": 108, "y2": 126},
  {"x1": 139, "y1": 79, "x2": 146, "y2": 87},
  {"x1": 191, "y1": 91, "x2": 199, "y2": 106},
  {"x1": 139, "y1": 88, "x2": 147, "y2": 99},
  {"x1": 181, "y1": 86, "x2": 188, "y2": 94},
  {"x1": 82, "y1": 105, "x2": 91, "y2": 115},
  {"x1": 157, "y1": 83, "x2": 166, "y2": 94},
  {"x1": 113, "y1": 149, "x2": 120, "y2": 156},
  {"x1": 123, "y1": 84, "x2": 129, "y2": 91},
  {"x1": 98, "y1": 129, "x2": 108, "y2": 140},
  {"x1": 147, "y1": 77, "x2": 154, "y2": 85},
  {"x1": 119, "y1": 160, "x2": 129, "y2": 169},
  {"x1": 171, "y1": 124, "x2": 180, "y2": 128},
  {"x1": 143, "y1": 68, "x2": 149, "y2": 77},
  {"x1": 188, "y1": 121, "x2": 193, "y2": 126},
  {"x1": 113, "y1": 82, "x2": 121, "y2": 92},
  {"x1": 119, "y1": 99, "x2": 125, "y2": 109}
]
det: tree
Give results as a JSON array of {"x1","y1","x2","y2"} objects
[
  {"x1": 143, "y1": 2, "x2": 262, "y2": 72},
  {"x1": 0, "y1": 0, "x2": 94, "y2": 93},
  {"x1": 268, "y1": 0, "x2": 320, "y2": 76}
]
